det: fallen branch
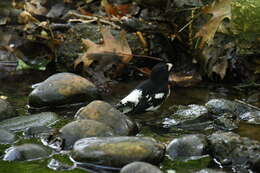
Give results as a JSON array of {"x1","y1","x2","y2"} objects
[{"x1": 234, "y1": 99, "x2": 260, "y2": 111}]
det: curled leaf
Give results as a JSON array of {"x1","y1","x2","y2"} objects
[{"x1": 195, "y1": 0, "x2": 232, "y2": 48}]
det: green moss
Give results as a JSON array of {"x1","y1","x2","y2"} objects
[
  {"x1": 161, "y1": 155, "x2": 212, "y2": 173},
  {"x1": 0, "y1": 159, "x2": 87, "y2": 173}
]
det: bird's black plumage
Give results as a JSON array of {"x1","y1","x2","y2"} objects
[{"x1": 116, "y1": 63, "x2": 173, "y2": 114}]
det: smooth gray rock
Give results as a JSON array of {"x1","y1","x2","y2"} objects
[
  {"x1": 75, "y1": 100, "x2": 137, "y2": 136},
  {"x1": 0, "y1": 99, "x2": 17, "y2": 121},
  {"x1": 120, "y1": 161, "x2": 163, "y2": 173},
  {"x1": 166, "y1": 134, "x2": 208, "y2": 160},
  {"x1": 72, "y1": 136, "x2": 165, "y2": 167},
  {"x1": 59, "y1": 119, "x2": 115, "y2": 149},
  {"x1": 28, "y1": 72, "x2": 99, "y2": 108},
  {"x1": 208, "y1": 132, "x2": 260, "y2": 172},
  {"x1": 3, "y1": 144, "x2": 51, "y2": 161},
  {"x1": 0, "y1": 112, "x2": 58, "y2": 131},
  {"x1": 0, "y1": 128, "x2": 15, "y2": 144}
]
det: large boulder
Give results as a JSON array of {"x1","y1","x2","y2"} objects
[
  {"x1": 28, "y1": 72, "x2": 100, "y2": 108},
  {"x1": 71, "y1": 136, "x2": 165, "y2": 167},
  {"x1": 75, "y1": 100, "x2": 137, "y2": 135}
]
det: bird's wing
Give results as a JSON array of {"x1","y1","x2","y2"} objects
[{"x1": 116, "y1": 89, "x2": 143, "y2": 114}]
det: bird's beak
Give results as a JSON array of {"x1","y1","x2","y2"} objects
[{"x1": 166, "y1": 63, "x2": 173, "y2": 71}]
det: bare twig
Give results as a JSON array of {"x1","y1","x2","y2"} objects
[
  {"x1": 234, "y1": 99, "x2": 260, "y2": 111},
  {"x1": 65, "y1": 11, "x2": 121, "y2": 29}
]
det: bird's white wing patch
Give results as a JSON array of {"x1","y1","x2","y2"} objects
[
  {"x1": 145, "y1": 105, "x2": 160, "y2": 111},
  {"x1": 120, "y1": 89, "x2": 142, "y2": 106},
  {"x1": 154, "y1": 93, "x2": 165, "y2": 99}
]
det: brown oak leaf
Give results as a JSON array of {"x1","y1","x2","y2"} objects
[{"x1": 195, "y1": 0, "x2": 232, "y2": 48}]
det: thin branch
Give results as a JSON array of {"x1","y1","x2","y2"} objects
[{"x1": 234, "y1": 99, "x2": 260, "y2": 111}]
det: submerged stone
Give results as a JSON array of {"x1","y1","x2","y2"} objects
[
  {"x1": 213, "y1": 113, "x2": 239, "y2": 131},
  {"x1": 71, "y1": 136, "x2": 165, "y2": 167},
  {"x1": 208, "y1": 132, "x2": 260, "y2": 172},
  {"x1": 0, "y1": 112, "x2": 58, "y2": 131},
  {"x1": 163, "y1": 104, "x2": 208, "y2": 127},
  {"x1": 0, "y1": 128, "x2": 15, "y2": 144},
  {"x1": 59, "y1": 119, "x2": 115, "y2": 149},
  {"x1": 0, "y1": 99, "x2": 17, "y2": 121},
  {"x1": 28, "y1": 72, "x2": 99, "y2": 108},
  {"x1": 166, "y1": 134, "x2": 208, "y2": 160},
  {"x1": 24, "y1": 126, "x2": 53, "y2": 138},
  {"x1": 205, "y1": 99, "x2": 253, "y2": 117},
  {"x1": 120, "y1": 161, "x2": 163, "y2": 173},
  {"x1": 3, "y1": 144, "x2": 51, "y2": 161},
  {"x1": 239, "y1": 111, "x2": 260, "y2": 124},
  {"x1": 75, "y1": 100, "x2": 137, "y2": 136}
]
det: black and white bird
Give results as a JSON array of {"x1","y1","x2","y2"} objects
[{"x1": 116, "y1": 62, "x2": 173, "y2": 114}]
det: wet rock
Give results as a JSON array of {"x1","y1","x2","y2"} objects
[
  {"x1": 120, "y1": 161, "x2": 163, "y2": 173},
  {"x1": 3, "y1": 144, "x2": 51, "y2": 161},
  {"x1": 213, "y1": 113, "x2": 239, "y2": 131},
  {"x1": 164, "y1": 104, "x2": 208, "y2": 126},
  {"x1": 0, "y1": 128, "x2": 15, "y2": 144},
  {"x1": 166, "y1": 134, "x2": 208, "y2": 160},
  {"x1": 0, "y1": 99, "x2": 17, "y2": 121},
  {"x1": 239, "y1": 111, "x2": 260, "y2": 124},
  {"x1": 24, "y1": 126, "x2": 53, "y2": 138},
  {"x1": 75, "y1": 100, "x2": 137, "y2": 136},
  {"x1": 72, "y1": 137, "x2": 165, "y2": 167},
  {"x1": 205, "y1": 99, "x2": 252, "y2": 117},
  {"x1": 194, "y1": 168, "x2": 227, "y2": 173},
  {"x1": 0, "y1": 112, "x2": 58, "y2": 131},
  {"x1": 59, "y1": 119, "x2": 115, "y2": 149},
  {"x1": 208, "y1": 132, "x2": 260, "y2": 172},
  {"x1": 28, "y1": 72, "x2": 99, "y2": 108}
]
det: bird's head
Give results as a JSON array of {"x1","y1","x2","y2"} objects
[{"x1": 150, "y1": 62, "x2": 173, "y2": 83}]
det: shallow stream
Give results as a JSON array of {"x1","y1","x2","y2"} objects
[{"x1": 0, "y1": 74, "x2": 260, "y2": 173}]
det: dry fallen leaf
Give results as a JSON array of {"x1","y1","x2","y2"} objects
[
  {"x1": 74, "y1": 27, "x2": 132, "y2": 78},
  {"x1": 195, "y1": 0, "x2": 232, "y2": 48}
]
